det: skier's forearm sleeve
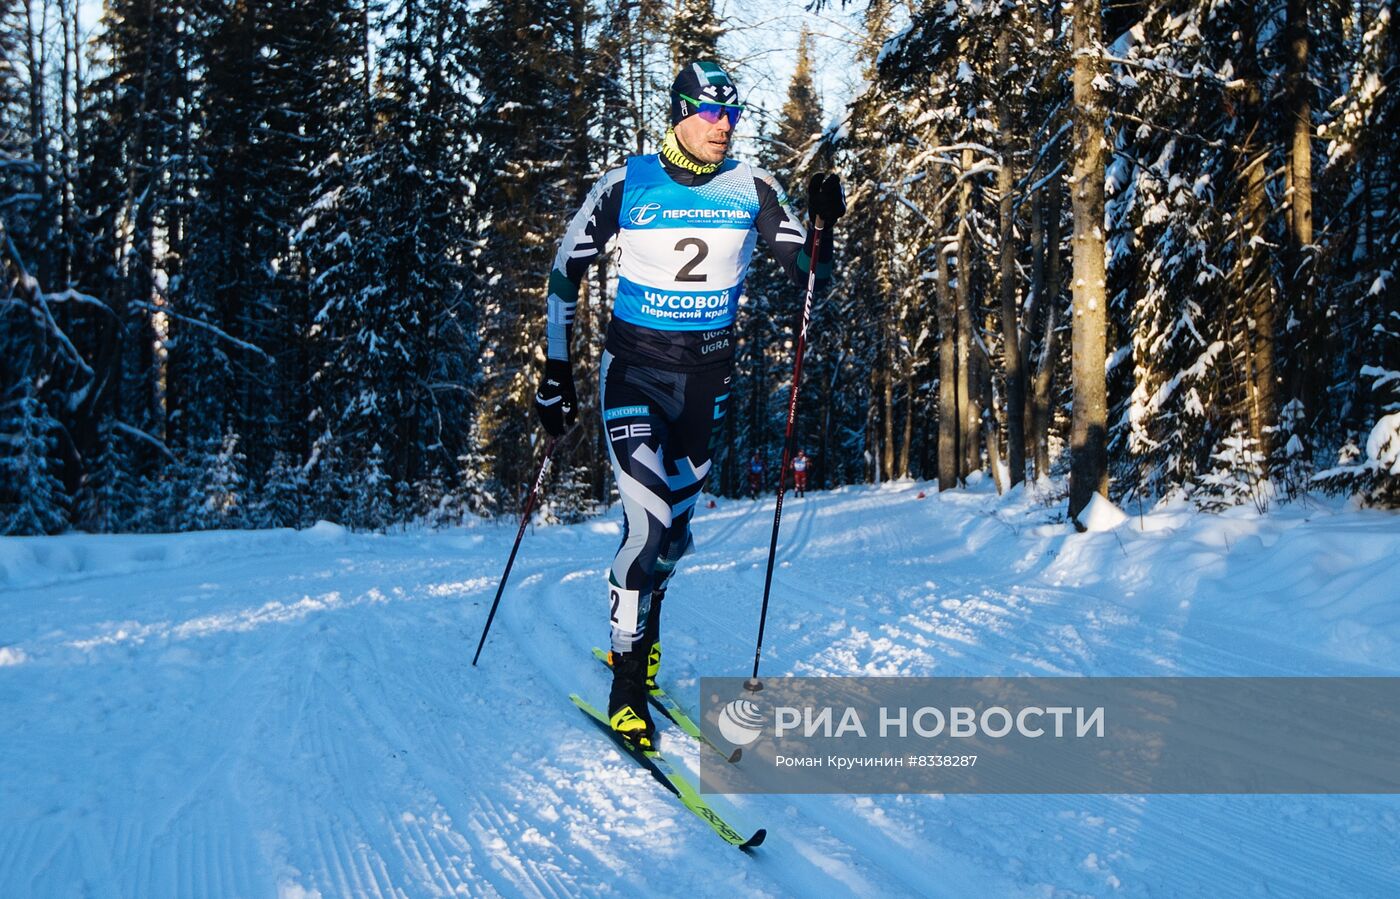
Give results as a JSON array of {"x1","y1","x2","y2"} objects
[
  {"x1": 546, "y1": 167, "x2": 625, "y2": 362},
  {"x1": 753, "y1": 167, "x2": 834, "y2": 292}
]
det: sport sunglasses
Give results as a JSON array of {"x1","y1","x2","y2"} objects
[{"x1": 679, "y1": 93, "x2": 745, "y2": 126}]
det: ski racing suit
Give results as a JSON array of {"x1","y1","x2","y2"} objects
[{"x1": 546, "y1": 151, "x2": 832, "y2": 653}]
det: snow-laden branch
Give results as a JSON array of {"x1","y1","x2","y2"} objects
[
  {"x1": 130, "y1": 302, "x2": 275, "y2": 363},
  {"x1": 1361, "y1": 365, "x2": 1400, "y2": 393},
  {"x1": 3, "y1": 228, "x2": 94, "y2": 377},
  {"x1": 1016, "y1": 121, "x2": 1072, "y2": 193},
  {"x1": 880, "y1": 189, "x2": 934, "y2": 227},
  {"x1": 1097, "y1": 50, "x2": 1246, "y2": 91},
  {"x1": 0, "y1": 192, "x2": 41, "y2": 209},
  {"x1": 42, "y1": 288, "x2": 116, "y2": 316},
  {"x1": 917, "y1": 141, "x2": 1002, "y2": 164},
  {"x1": 112, "y1": 421, "x2": 176, "y2": 461},
  {"x1": 1017, "y1": 159, "x2": 1067, "y2": 211},
  {"x1": 1113, "y1": 110, "x2": 1228, "y2": 149}
]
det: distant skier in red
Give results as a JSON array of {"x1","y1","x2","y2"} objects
[{"x1": 792, "y1": 449, "x2": 809, "y2": 497}]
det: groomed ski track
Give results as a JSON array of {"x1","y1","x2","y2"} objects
[{"x1": 2, "y1": 481, "x2": 1398, "y2": 897}]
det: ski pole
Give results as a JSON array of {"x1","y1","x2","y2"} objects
[
  {"x1": 471, "y1": 428, "x2": 570, "y2": 666},
  {"x1": 747, "y1": 223, "x2": 825, "y2": 690}
]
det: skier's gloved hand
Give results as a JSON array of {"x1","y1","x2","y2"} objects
[
  {"x1": 534, "y1": 358, "x2": 577, "y2": 437},
  {"x1": 807, "y1": 172, "x2": 846, "y2": 228}
]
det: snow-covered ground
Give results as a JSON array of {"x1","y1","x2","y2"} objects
[{"x1": 3, "y1": 481, "x2": 1398, "y2": 897}]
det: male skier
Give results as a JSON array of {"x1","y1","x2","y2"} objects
[
  {"x1": 793, "y1": 450, "x2": 809, "y2": 497},
  {"x1": 534, "y1": 60, "x2": 845, "y2": 749},
  {"x1": 748, "y1": 451, "x2": 765, "y2": 497}
]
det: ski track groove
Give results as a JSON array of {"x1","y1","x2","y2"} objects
[
  {"x1": 776, "y1": 492, "x2": 819, "y2": 566},
  {"x1": 320, "y1": 817, "x2": 360, "y2": 898},
  {"x1": 402, "y1": 809, "x2": 476, "y2": 898},
  {"x1": 319, "y1": 680, "x2": 405, "y2": 899},
  {"x1": 125, "y1": 822, "x2": 148, "y2": 899},
  {"x1": 374, "y1": 698, "x2": 540, "y2": 894},
  {"x1": 24, "y1": 832, "x2": 64, "y2": 898},
  {"x1": 322, "y1": 584, "x2": 582, "y2": 899},
  {"x1": 0, "y1": 826, "x2": 37, "y2": 897},
  {"x1": 472, "y1": 794, "x2": 566, "y2": 899},
  {"x1": 292, "y1": 652, "x2": 385, "y2": 898},
  {"x1": 693, "y1": 498, "x2": 763, "y2": 550},
  {"x1": 1118, "y1": 794, "x2": 1393, "y2": 896}
]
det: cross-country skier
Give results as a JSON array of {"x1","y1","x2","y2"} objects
[
  {"x1": 534, "y1": 60, "x2": 845, "y2": 749},
  {"x1": 793, "y1": 450, "x2": 809, "y2": 497},
  {"x1": 748, "y1": 451, "x2": 765, "y2": 498}
]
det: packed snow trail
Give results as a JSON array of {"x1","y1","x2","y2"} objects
[{"x1": 2, "y1": 482, "x2": 1398, "y2": 897}]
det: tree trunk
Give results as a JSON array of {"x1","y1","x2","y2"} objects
[
  {"x1": 362, "y1": 0, "x2": 375, "y2": 135},
  {"x1": 1023, "y1": 183, "x2": 1045, "y2": 463},
  {"x1": 1240, "y1": 143, "x2": 1272, "y2": 454},
  {"x1": 1034, "y1": 167, "x2": 1064, "y2": 480},
  {"x1": 997, "y1": 28, "x2": 1026, "y2": 487},
  {"x1": 882, "y1": 326, "x2": 895, "y2": 480},
  {"x1": 1031, "y1": 295, "x2": 1060, "y2": 480},
  {"x1": 862, "y1": 364, "x2": 873, "y2": 478},
  {"x1": 956, "y1": 148, "x2": 978, "y2": 480},
  {"x1": 1235, "y1": 4, "x2": 1276, "y2": 462},
  {"x1": 983, "y1": 320, "x2": 1005, "y2": 495},
  {"x1": 26, "y1": 1, "x2": 50, "y2": 250},
  {"x1": 1285, "y1": 0, "x2": 1313, "y2": 257},
  {"x1": 1068, "y1": 0, "x2": 1108, "y2": 523},
  {"x1": 1283, "y1": 0, "x2": 1315, "y2": 419},
  {"x1": 937, "y1": 235, "x2": 959, "y2": 490},
  {"x1": 900, "y1": 369, "x2": 913, "y2": 479}
]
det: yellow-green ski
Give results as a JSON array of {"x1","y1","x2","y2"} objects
[{"x1": 569, "y1": 693, "x2": 765, "y2": 850}]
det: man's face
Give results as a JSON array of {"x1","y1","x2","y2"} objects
[{"x1": 674, "y1": 109, "x2": 732, "y2": 164}]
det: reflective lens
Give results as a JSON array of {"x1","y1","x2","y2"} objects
[
  {"x1": 696, "y1": 103, "x2": 742, "y2": 126},
  {"x1": 680, "y1": 93, "x2": 744, "y2": 126}
]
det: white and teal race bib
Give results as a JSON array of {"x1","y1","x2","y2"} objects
[{"x1": 613, "y1": 156, "x2": 760, "y2": 331}]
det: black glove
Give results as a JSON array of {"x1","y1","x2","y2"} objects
[
  {"x1": 534, "y1": 358, "x2": 577, "y2": 437},
  {"x1": 807, "y1": 172, "x2": 846, "y2": 227}
]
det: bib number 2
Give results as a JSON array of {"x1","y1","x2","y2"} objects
[
  {"x1": 609, "y1": 584, "x2": 641, "y2": 634},
  {"x1": 674, "y1": 238, "x2": 709, "y2": 282}
]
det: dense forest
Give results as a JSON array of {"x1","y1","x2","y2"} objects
[{"x1": 2, "y1": 0, "x2": 1396, "y2": 535}]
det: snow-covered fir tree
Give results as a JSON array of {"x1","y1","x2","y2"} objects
[
  {"x1": 81, "y1": 0, "x2": 199, "y2": 527},
  {"x1": 1313, "y1": 0, "x2": 1399, "y2": 506},
  {"x1": 184, "y1": 0, "x2": 367, "y2": 529},
  {"x1": 0, "y1": 374, "x2": 67, "y2": 534},
  {"x1": 464, "y1": 0, "x2": 584, "y2": 509},
  {"x1": 301, "y1": 0, "x2": 477, "y2": 526}
]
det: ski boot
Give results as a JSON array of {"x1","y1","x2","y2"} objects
[{"x1": 607, "y1": 647, "x2": 656, "y2": 750}]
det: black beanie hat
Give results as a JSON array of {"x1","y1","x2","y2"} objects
[{"x1": 670, "y1": 60, "x2": 739, "y2": 126}]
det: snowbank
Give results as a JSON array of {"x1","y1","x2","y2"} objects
[
  {"x1": 0, "y1": 522, "x2": 353, "y2": 590},
  {"x1": 1075, "y1": 493, "x2": 1129, "y2": 532}
]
